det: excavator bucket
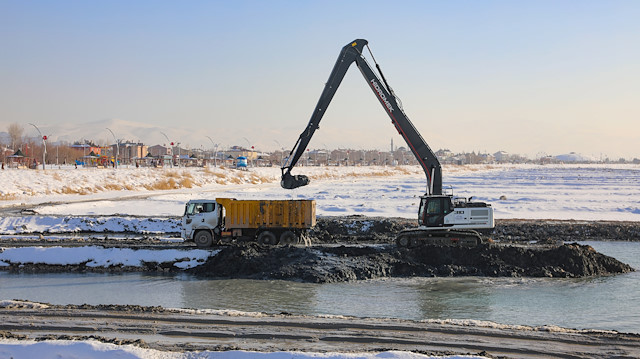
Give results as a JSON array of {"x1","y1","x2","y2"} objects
[{"x1": 281, "y1": 171, "x2": 310, "y2": 189}]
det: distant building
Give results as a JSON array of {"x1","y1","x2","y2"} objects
[
  {"x1": 70, "y1": 143, "x2": 102, "y2": 155},
  {"x1": 222, "y1": 146, "x2": 257, "y2": 161},
  {"x1": 436, "y1": 149, "x2": 454, "y2": 159},
  {"x1": 113, "y1": 141, "x2": 147, "y2": 164},
  {"x1": 493, "y1": 151, "x2": 509, "y2": 162},
  {"x1": 148, "y1": 145, "x2": 170, "y2": 157}
]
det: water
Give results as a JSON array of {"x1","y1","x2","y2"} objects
[{"x1": 1, "y1": 241, "x2": 639, "y2": 333}]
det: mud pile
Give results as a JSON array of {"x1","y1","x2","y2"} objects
[
  {"x1": 189, "y1": 242, "x2": 633, "y2": 283},
  {"x1": 311, "y1": 216, "x2": 640, "y2": 244}
]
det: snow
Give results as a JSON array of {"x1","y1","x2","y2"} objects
[
  {"x1": 0, "y1": 246, "x2": 213, "y2": 269},
  {"x1": 421, "y1": 318, "x2": 618, "y2": 335},
  {"x1": 0, "y1": 215, "x2": 179, "y2": 235},
  {"x1": 0, "y1": 163, "x2": 637, "y2": 358},
  {"x1": 0, "y1": 299, "x2": 50, "y2": 309},
  {"x1": 2, "y1": 164, "x2": 639, "y2": 222},
  {"x1": 0, "y1": 339, "x2": 488, "y2": 359}
]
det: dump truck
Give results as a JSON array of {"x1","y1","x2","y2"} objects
[{"x1": 181, "y1": 198, "x2": 316, "y2": 248}]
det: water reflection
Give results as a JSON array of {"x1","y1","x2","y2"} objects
[
  {"x1": 0, "y1": 272, "x2": 184, "y2": 307},
  {"x1": 179, "y1": 279, "x2": 317, "y2": 314},
  {"x1": 411, "y1": 278, "x2": 493, "y2": 320}
]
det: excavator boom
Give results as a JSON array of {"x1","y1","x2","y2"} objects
[{"x1": 281, "y1": 39, "x2": 442, "y2": 195}]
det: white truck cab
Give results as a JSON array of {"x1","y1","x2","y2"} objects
[{"x1": 181, "y1": 199, "x2": 222, "y2": 247}]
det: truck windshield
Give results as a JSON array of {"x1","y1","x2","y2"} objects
[
  {"x1": 184, "y1": 202, "x2": 215, "y2": 215},
  {"x1": 184, "y1": 203, "x2": 197, "y2": 216}
]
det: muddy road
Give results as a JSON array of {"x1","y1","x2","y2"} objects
[{"x1": 2, "y1": 300, "x2": 640, "y2": 359}]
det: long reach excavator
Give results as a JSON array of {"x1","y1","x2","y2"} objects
[{"x1": 281, "y1": 39, "x2": 494, "y2": 247}]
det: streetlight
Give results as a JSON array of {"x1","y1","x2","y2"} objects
[
  {"x1": 176, "y1": 142, "x2": 181, "y2": 167},
  {"x1": 29, "y1": 123, "x2": 46, "y2": 170},
  {"x1": 322, "y1": 143, "x2": 329, "y2": 166},
  {"x1": 274, "y1": 140, "x2": 284, "y2": 166},
  {"x1": 206, "y1": 136, "x2": 219, "y2": 167},
  {"x1": 106, "y1": 128, "x2": 119, "y2": 169},
  {"x1": 242, "y1": 137, "x2": 253, "y2": 167},
  {"x1": 160, "y1": 131, "x2": 174, "y2": 167}
]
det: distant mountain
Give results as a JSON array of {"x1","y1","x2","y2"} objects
[
  {"x1": 0, "y1": 119, "x2": 197, "y2": 147},
  {"x1": 43, "y1": 119, "x2": 193, "y2": 146}
]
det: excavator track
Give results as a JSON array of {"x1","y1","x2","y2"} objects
[{"x1": 395, "y1": 228, "x2": 482, "y2": 248}]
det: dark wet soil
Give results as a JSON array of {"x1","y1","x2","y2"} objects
[
  {"x1": 188, "y1": 242, "x2": 633, "y2": 283},
  {"x1": 185, "y1": 216, "x2": 631, "y2": 283}
]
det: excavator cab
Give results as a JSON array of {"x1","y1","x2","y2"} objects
[{"x1": 418, "y1": 195, "x2": 454, "y2": 228}]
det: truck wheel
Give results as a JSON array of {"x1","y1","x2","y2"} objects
[
  {"x1": 257, "y1": 231, "x2": 277, "y2": 245},
  {"x1": 279, "y1": 231, "x2": 297, "y2": 245},
  {"x1": 194, "y1": 230, "x2": 213, "y2": 248}
]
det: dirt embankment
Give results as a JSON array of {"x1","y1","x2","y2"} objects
[
  {"x1": 177, "y1": 216, "x2": 631, "y2": 283},
  {"x1": 188, "y1": 242, "x2": 633, "y2": 283}
]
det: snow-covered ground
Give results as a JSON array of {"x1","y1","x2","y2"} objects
[
  {"x1": 0, "y1": 246, "x2": 212, "y2": 269},
  {"x1": 1, "y1": 163, "x2": 638, "y2": 220},
  {"x1": 1, "y1": 163, "x2": 638, "y2": 359}
]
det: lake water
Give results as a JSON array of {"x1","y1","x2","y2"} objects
[{"x1": 1, "y1": 241, "x2": 639, "y2": 333}]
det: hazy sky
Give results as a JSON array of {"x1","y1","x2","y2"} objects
[{"x1": 1, "y1": 1, "x2": 639, "y2": 159}]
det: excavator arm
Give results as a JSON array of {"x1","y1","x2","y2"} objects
[{"x1": 281, "y1": 39, "x2": 442, "y2": 196}]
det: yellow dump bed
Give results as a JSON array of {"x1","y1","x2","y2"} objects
[{"x1": 216, "y1": 198, "x2": 316, "y2": 230}]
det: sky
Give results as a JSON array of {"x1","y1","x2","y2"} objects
[{"x1": 1, "y1": 0, "x2": 639, "y2": 159}]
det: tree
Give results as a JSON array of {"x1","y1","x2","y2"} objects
[{"x1": 7, "y1": 123, "x2": 24, "y2": 150}]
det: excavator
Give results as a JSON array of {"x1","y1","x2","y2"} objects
[{"x1": 281, "y1": 39, "x2": 494, "y2": 247}]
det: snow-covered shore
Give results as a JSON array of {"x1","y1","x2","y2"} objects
[
  {"x1": 0, "y1": 246, "x2": 212, "y2": 269},
  {"x1": 1, "y1": 163, "x2": 639, "y2": 220}
]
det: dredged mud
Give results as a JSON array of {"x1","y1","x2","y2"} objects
[
  {"x1": 188, "y1": 242, "x2": 633, "y2": 283},
  {"x1": 187, "y1": 217, "x2": 636, "y2": 282}
]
